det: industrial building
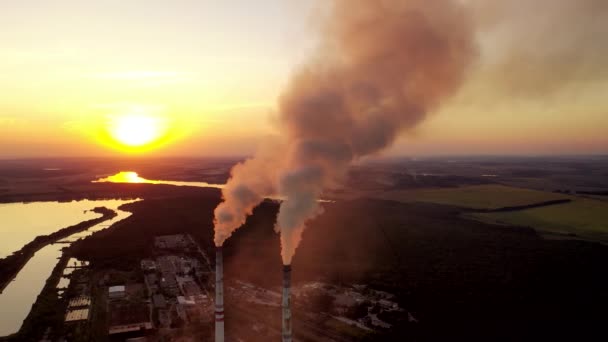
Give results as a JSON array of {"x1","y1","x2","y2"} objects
[
  {"x1": 108, "y1": 285, "x2": 126, "y2": 299},
  {"x1": 108, "y1": 301, "x2": 153, "y2": 336},
  {"x1": 65, "y1": 295, "x2": 92, "y2": 324},
  {"x1": 65, "y1": 309, "x2": 90, "y2": 323},
  {"x1": 68, "y1": 295, "x2": 91, "y2": 309}
]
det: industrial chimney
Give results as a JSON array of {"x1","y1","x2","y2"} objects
[
  {"x1": 215, "y1": 247, "x2": 224, "y2": 342},
  {"x1": 282, "y1": 265, "x2": 293, "y2": 342}
]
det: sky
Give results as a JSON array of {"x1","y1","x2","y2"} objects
[{"x1": 1, "y1": 0, "x2": 607, "y2": 158}]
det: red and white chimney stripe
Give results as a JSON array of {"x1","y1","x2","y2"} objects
[
  {"x1": 215, "y1": 247, "x2": 225, "y2": 342},
  {"x1": 282, "y1": 265, "x2": 293, "y2": 342}
]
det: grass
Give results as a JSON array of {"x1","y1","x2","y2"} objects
[
  {"x1": 375, "y1": 184, "x2": 608, "y2": 243},
  {"x1": 375, "y1": 184, "x2": 568, "y2": 210},
  {"x1": 583, "y1": 195, "x2": 608, "y2": 202},
  {"x1": 470, "y1": 198, "x2": 608, "y2": 243}
]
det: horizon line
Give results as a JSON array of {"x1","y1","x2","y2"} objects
[{"x1": 0, "y1": 153, "x2": 607, "y2": 162}]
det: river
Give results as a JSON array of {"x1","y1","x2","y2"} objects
[
  {"x1": 93, "y1": 171, "x2": 224, "y2": 189},
  {"x1": 94, "y1": 171, "x2": 333, "y2": 203},
  {"x1": 0, "y1": 199, "x2": 137, "y2": 258},
  {"x1": 0, "y1": 199, "x2": 137, "y2": 337}
]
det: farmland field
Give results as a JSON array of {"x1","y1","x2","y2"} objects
[
  {"x1": 469, "y1": 198, "x2": 608, "y2": 243},
  {"x1": 374, "y1": 184, "x2": 569, "y2": 210}
]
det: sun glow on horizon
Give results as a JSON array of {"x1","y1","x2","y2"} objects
[{"x1": 109, "y1": 114, "x2": 165, "y2": 148}]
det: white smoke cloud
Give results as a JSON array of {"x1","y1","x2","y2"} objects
[{"x1": 213, "y1": 0, "x2": 476, "y2": 264}]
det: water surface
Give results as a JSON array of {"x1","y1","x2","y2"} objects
[
  {"x1": 94, "y1": 171, "x2": 333, "y2": 202},
  {"x1": 0, "y1": 199, "x2": 137, "y2": 337},
  {"x1": 0, "y1": 199, "x2": 135, "y2": 258},
  {"x1": 94, "y1": 171, "x2": 224, "y2": 189}
]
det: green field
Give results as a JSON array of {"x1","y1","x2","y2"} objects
[
  {"x1": 375, "y1": 184, "x2": 568, "y2": 210},
  {"x1": 374, "y1": 184, "x2": 608, "y2": 243},
  {"x1": 583, "y1": 195, "x2": 608, "y2": 202},
  {"x1": 470, "y1": 198, "x2": 608, "y2": 243}
]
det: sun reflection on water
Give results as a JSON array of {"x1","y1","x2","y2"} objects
[
  {"x1": 98, "y1": 171, "x2": 147, "y2": 183},
  {"x1": 93, "y1": 171, "x2": 225, "y2": 189},
  {"x1": 93, "y1": 172, "x2": 334, "y2": 203}
]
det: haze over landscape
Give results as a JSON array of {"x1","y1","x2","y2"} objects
[
  {"x1": 1, "y1": 0, "x2": 607, "y2": 158},
  {"x1": 1, "y1": 1, "x2": 608, "y2": 342}
]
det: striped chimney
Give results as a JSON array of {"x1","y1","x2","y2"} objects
[
  {"x1": 282, "y1": 265, "x2": 293, "y2": 342},
  {"x1": 215, "y1": 247, "x2": 224, "y2": 342}
]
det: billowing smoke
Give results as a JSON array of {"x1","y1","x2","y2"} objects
[
  {"x1": 214, "y1": 0, "x2": 476, "y2": 263},
  {"x1": 468, "y1": 0, "x2": 608, "y2": 98},
  {"x1": 213, "y1": 148, "x2": 278, "y2": 246}
]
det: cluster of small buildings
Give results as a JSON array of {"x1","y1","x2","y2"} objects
[
  {"x1": 148, "y1": 235, "x2": 213, "y2": 328},
  {"x1": 63, "y1": 260, "x2": 93, "y2": 326},
  {"x1": 107, "y1": 283, "x2": 153, "y2": 338},
  {"x1": 105, "y1": 234, "x2": 213, "y2": 340},
  {"x1": 142, "y1": 253, "x2": 212, "y2": 328},
  {"x1": 294, "y1": 282, "x2": 412, "y2": 330}
]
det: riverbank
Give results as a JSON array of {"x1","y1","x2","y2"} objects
[
  {"x1": 0, "y1": 207, "x2": 116, "y2": 293},
  {"x1": 0, "y1": 251, "x2": 71, "y2": 341}
]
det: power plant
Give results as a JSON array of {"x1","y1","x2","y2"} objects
[
  {"x1": 213, "y1": 249, "x2": 294, "y2": 342},
  {"x1": 282, "y1": 265, "x2": 293, "y2": 342},
  {"x1": 215, "y1": 247, "x2": 224, "y2": 342}
]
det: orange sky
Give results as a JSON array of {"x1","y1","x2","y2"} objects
[{"x1": 0, "y1": 0, "x2": 607, "y2": 158}]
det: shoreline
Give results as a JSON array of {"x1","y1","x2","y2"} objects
[
  {"x1": 0, "y1": 207, "x2": 117, "y2": 294},
  {"x1": 0, "y1": 251, "x2": 71, "y2": 341}
]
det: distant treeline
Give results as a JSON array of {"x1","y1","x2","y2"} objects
[
  {"x1": 0, "y1": 182, "x2": 221, "y2": 204},
  {"x1": 0, "y1": 207, "x2": 116, "y2": 293},
  {"x1": 578, "y1": 190, "x2": 608, "y2": 196},
  {"x1": 471, "y1": 199, "x2": 572, "y2": 213}
]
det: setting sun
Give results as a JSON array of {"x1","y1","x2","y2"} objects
[{"x1": 109, "y1": 114, "x2": 165, "y2": 148}]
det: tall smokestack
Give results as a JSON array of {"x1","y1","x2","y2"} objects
[
  {"x1": 215, "y1": 247, "x2": 224, "y2": 342},
  {"x1": 282, "y1": 265, "x2": 292, "y2": 342}
]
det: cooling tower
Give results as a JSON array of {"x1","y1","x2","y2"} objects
[
  {"x1": 282, "y1": 265, "x2": 293, "y2": 342},
  {"x1": 215, "y1": 247, "x2": 224, "y2": 342}
]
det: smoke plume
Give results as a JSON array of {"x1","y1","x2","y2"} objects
[
  {"x1": 214, "y1": 0, "x2": 476, "y2": 263},
  {"x1": 469, "y1": 0, "x2": 608, "y2": 97},
  {"x1": 213, "y1": 149, "x2": 277, "y2": 246}
]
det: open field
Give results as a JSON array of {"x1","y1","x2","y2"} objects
[
  {"x1": 582, "y1": 194, "x2": 608, "y2": 202},
  {"x1": 373, "y1": 184, "x2": 569, "y2": 210},
  {"x1": 469, "y1": 198, "x2": 608, "y2": 243}
]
